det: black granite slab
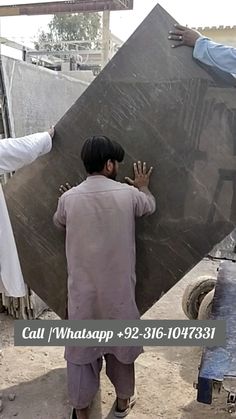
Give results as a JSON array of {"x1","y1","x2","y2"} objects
[
  {"x1": 197, "y1": 261, "x2": 236, "y2": 404},
  {"x1": 4, "y1": 4, "x2": 236, "y2": 318}
]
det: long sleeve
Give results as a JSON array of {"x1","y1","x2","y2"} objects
[
  {"x1": 0, "y1": 131, "x2": 52, "y2": 175},
  {"x1": 132, "y1": 186, "x2": 156, "y2": 217},
  {"x1": 53, "y1": 195, "x2": 66, "y2": 230},
  {"x1": 0, "y1": 185, "x2": 26, "y2": 297},
  {"x1": 193, "y1": 37, "x2": 236, "y2": 74}
]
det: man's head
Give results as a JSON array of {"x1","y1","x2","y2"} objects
[{"x1": 81, "y1": 135, "x2": 124, "y2": 180}]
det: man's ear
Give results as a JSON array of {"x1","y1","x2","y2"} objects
[{"x1": 106, "y1": 159, "x2": 113, "y2": 172}]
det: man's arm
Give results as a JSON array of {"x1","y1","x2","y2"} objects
[
  {"x1": 53, "y1": 195, "x2": 66, "y2": 231},
  {"x1": 168, "y1": 24, "x2": 236, "y2": 74},
  {"x1": 125, "y1": 161, "x2": 156, "y2": 217},
  {"x1": 0, "y1": 128, "x2": 54, "y2": 175},
  {"x1": 193, "y1": 38, "x2": 236, "y2": 74},
  {"x1": 132, "y1": 185, "x2": 156, "y2": 217}
]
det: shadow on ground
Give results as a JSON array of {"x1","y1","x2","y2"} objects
[{"x1": 0, "y1": 367, "x2": 123, "y2": 419}]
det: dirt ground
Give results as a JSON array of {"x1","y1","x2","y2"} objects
[{"x1": 0, "y1": 259, "x2": 234, "y2": 419}]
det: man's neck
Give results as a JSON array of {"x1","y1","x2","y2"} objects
[{"x1": 88, "y1": 172, "x2": 106, "y2": 177}]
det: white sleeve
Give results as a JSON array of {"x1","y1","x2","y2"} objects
[
  {"x1": 0, "y1": 131, "x2": 52, "y2": 175},
  {"x1": 193, "y1": 37, "x2": 236, "y2": 74}
]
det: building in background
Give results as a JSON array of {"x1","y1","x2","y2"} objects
[
  {"x1": 194, "y1": 25, "x2": 236, "y2": 47},
  {"x1": 26, "y1": 33, "x2": 123, "y2": 79}
]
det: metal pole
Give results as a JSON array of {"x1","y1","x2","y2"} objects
[
  {"x1": 102, "y1": 10, "x2": 110, "y2": 69},
  {"x1": 22, "y1": 47, "x2": 26, "y2": 61}
]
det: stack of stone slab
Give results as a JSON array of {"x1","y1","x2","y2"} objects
[{"x1": 0, "y1": 56, "x2": 89, "y2": 318}]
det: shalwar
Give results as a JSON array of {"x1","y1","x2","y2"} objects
[
  {"x1": 53, "y1": 175, "x2": 156, "y2": 407},
  {"x1": 0, "y1": 132, "x2": 52, "y2": 296},
  {"x1": 67, "y1": 355, "x2": 135, "y2": 409}
]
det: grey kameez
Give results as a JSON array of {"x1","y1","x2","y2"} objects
[{"x1": 54, "y1": 175, "x2": 156, "y2": 365}]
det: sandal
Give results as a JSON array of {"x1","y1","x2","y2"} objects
[{"x1": 114, "y1": 394, "x2": 136, "y2": 418}]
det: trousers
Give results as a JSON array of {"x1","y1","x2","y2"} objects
[{"x1": 67, "y1": 354, "x2": 135, "y2": 409}]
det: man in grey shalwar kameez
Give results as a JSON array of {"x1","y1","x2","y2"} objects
[{"x1": 53, "y1": 136, "x2": 156, "y2": 419}]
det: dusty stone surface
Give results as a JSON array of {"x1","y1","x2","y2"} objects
[{"x1": 0, "y1": 259, "x2": 232, "y2": 418}]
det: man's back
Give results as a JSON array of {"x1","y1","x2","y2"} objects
[
  {"x1": 62, "y1": 176, "x2": 138, "y2": 273},
  {"x1": 54, "y1": 175, "x2": 155, "y2": 321}
]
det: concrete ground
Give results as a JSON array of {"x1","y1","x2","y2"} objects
[{"x1": 0, "y1": 258, "x2": 233, "y2": 419}]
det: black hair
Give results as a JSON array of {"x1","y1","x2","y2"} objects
[{"x1": 81, "y1": 135, "x2": 125, "y2": 174}]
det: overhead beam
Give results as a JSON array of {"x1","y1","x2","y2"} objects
[
  {"x1": 27, "y1": 49, "x2": 102, "y2": 56},
  {"x1": 0, "y1": 1, "x2": 133, "y2": 16}
]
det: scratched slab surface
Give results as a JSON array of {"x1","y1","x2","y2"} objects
[
  {"x1": 197, "y1": 261, "x2": 236, "y2": 404},
  {"x1": 4, "y1": 4, "x2": 236, "y2": 318}
]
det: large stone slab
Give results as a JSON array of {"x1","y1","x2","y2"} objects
[{"x1": 4, "y1": 5, "x2": 236, "y2": 318}]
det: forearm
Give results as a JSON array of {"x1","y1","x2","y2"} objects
[
  {"x1": 193, "y1": 37, "x2": 236, "y2": 74},
  {"x1": 0, "y1": 132, "x2": 52, "y2": 175},
  {"x1": 139, "y1": 186, "x2": 156, "y2": 214}
]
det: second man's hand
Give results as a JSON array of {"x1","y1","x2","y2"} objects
[
  {"x1": 125, "y1": 161, "x2": 153, "y2": 190},
  {"x1": 168, "y1": 24, "x2": 202, "y2": 48},
  {"x1": 59, "y1": 182, "x2": 72, "y2": 195},
  {"x1": 59, "y1": 182, "x2": 79, "y2": 195}
]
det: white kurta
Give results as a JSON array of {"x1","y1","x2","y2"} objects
[
  {"x1": 54, "y1": 175, "x2": 156, "y2": 365},
  {"x1": 0, "y1": 132, "x2": 52, "y2": 296}
]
